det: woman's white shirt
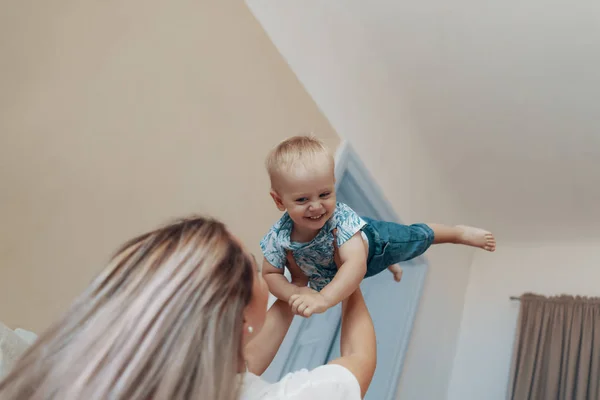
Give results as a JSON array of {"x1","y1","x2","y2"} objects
[{"x1": 240, "y1": 364, "x2": 361, "y2": 400}]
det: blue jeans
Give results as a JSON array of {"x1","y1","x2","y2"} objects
[{"x1": 361, "y1": 217, "x2": 434, "y2": 278}]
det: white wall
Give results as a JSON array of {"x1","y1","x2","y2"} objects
[
  {"x1": 242, "y1": 5, "x2": 600, "y2": 400},
  {"x1": 447, "y1": 240, "x2": 600, "y2": 400},
  {"x1": 397, "y1": 246, "x2": 474, "y2": 400},
  {"x1": 245, "y1": 3, "x2": 476, "y2": 399}
]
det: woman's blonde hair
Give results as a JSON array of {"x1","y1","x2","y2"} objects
[{"x1": 0, "y1": 217, "x2": 254, "y2": 400}]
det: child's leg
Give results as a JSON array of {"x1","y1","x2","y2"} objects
[
  {"x1": 362, "y1": 219, "x2": 432, "y2": 280},
  {"x1": 387, "y1": 264, "x2": 403, "y2": 282},
  {"x1": 428, "y1": 223, "x2": 496, "y2": 252},
  {"x1": 362, "y1": 218, "x2": 494, "y2": 284}
]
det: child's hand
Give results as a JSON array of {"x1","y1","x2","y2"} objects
[{"x1": 289, "y1": 290, "x2": 331, "y2": 317}]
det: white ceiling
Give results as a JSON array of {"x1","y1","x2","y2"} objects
[{"x1": 247, "y1": 0, "x2": 600, "y2": 241}]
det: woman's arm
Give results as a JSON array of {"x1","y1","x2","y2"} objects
[
  {"x1": 325, "y1": 231, "x2": 376, "y2": 396},
  {"x1": 328, "y1": 288, "x2": 377, "y2": 398},
  {"x1": 279, "y1": 288, "x2": 376, "y2": 398},
  {"x1": 245, "y1": 298, "x2": 294, "y2": 375},
  {"x1": 330, "y1": 289, "x2": 377, "y2": 397},
  {"x1": 245, "y1": 253, "x2": 305, "y2": 375},
  {"x1": 328, "y1": 231, "x2": 375, "y2": 397}
]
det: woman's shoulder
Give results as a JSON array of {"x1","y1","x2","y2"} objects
[{"x1": 240, "y1": 365, "x2": 361, "y2": 400}]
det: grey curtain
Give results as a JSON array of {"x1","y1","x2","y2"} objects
[{"x1": 509, "y1": 294, "x2": 600, "y2": 400}]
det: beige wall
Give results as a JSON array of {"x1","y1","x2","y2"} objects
[
  {"x1": 447, "y1": 239, "x2": 600, "y2": 400},
  {"x1": 0, "y1": 0, "x2": 339, "y2": 332}
]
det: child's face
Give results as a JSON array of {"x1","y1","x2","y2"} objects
[{"x1": 271, "y1": 165, "x2": 336, "y2": 233}]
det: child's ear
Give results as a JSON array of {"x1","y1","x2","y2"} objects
[{"x1": 270, "y1": 190, "x2": 286, "y2": 212}]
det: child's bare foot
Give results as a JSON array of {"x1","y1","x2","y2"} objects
[
  {"x1": 388, "y1": 264, "x2": 403, "y2": 282},
  {"x1": 457, "y1": 225, "x2": 496, "y2": 252}
]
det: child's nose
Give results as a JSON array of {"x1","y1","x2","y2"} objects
[{"x1": 308, "y1": 201, "x2": 322, "y2": 210}]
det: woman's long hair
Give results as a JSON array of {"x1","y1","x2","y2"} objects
[{"x1": 0, "y1": 217, "x2": 254, "y2": 400}]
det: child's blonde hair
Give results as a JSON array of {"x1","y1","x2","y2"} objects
[{"x1": 265, "y1": 135, "x2": 334, "y2": 189}]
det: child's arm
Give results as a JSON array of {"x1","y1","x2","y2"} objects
[
  {"x1": 262, "y1": 253, "x2": 309, "y2": 303},
  {"x1": 262, "y1": 260, "x2": 297, "y2": 302},
  {"x1": 289, "y1": 232, "x2": 367, "y2": 317},
  {"x1": 320, "y1": 232, "x2": 367, "y2": 306}
]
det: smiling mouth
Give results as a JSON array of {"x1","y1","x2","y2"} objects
[{"x1": 305, "y1": 213, "x2": 326, "y2": 221}]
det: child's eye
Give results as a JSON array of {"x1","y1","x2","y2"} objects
[
  {"x1": 319, "y1": 192, "x2": 331, "y2": 198},
  {"x1": 295, "y1": 197, "x2": 308, "y2": 203}
]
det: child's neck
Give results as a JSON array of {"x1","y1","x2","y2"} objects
[{"x1": 290, "y1": 224, "x2": 321, "y2": 243}]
